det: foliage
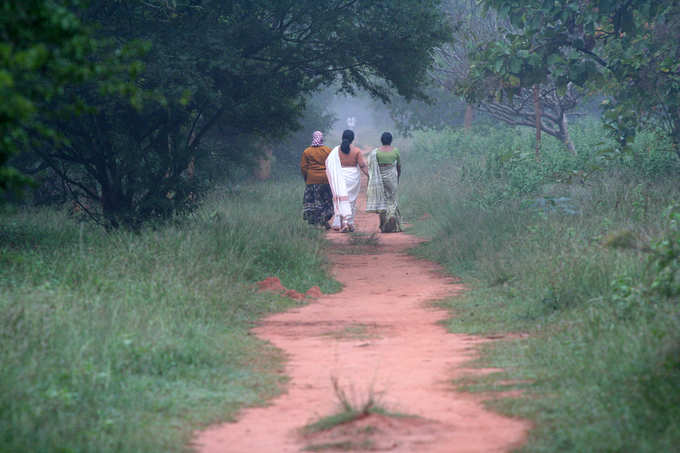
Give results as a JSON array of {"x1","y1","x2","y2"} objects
[
  {"x1": 12, "y1": 0, "x2": 450, "y2": 228},
  {"x1": 270, "y1": 90, "x2": 336, "y2": 178},
  {"x1": 408, "y1": 119, "x2": 679, "y2": 205},
  {"x1": 0, "y1": 179, "x2": 339, "y2": 452},
  {"x1": 470, "y1": 0, "x2": 680, "y2": 157},
  {"x1": 432, "y1": 0, "x2": 582, "y2": 151},
  {"x1": 648, "y1": 207, "x2": 680, "y2": 298},
  {"x1": 387, "y1": 83, "x2": 467, "y2": 135},
  {"x1": 0, "y1": 0, "x2": 137, "y2": 198}
]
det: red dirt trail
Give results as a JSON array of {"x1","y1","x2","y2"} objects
[{"x1": 193, "y1": 184, "x2": 530, "y2": 452}]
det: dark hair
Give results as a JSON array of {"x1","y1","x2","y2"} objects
[
  {"x1": 380, "y1": 132, "x2": 392, "y2": 145},
  {"x1": 340, "y1": 129, "x2": 354, "y2": 154}
]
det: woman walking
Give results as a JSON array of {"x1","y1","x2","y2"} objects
[
  {"x1": 366, "y1": 132, "x2": 402, "y2": 233},
  {"x1": 300, "y1": 131, "x2": 333, "y2": 229},
  {"x1": 325, "y1": 129, "x2": 368, "y2": 232}
]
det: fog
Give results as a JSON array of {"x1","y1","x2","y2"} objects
[{"x1": 322, "y1": 92, "x2": 400, "y2": 152}]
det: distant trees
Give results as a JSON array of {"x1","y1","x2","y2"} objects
[
  {"x1": 7, "y1": 0, "x2": 450, "y2": 227},
  {"x1": 386, "y1": 84, "x2": 467, "y2": 135}
]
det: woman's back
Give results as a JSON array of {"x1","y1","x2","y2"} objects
[
  {"x1": 339, "y1": 145, "x2": 366, "y2": 168},
  {"x1": 376, "y1": 147, "x2": 400, "y2": 165},
  {"x1": 301, "y1": 145, "x2": 332, "y2": 184}
]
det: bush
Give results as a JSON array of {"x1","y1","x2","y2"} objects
[{"x1": 409, "y1": 120, "x2": 679, "y2": 204}]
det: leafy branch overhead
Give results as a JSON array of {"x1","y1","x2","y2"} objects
[
  {"x1": 3, "y1": 0, "x2": 451, "y2": 227},
  {"x1": 0, "y1": 0, "x2": 141, "y2": 197}
]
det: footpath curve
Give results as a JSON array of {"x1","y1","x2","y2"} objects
[{"x1": 193, "y1": 181, "x2": 529, "y2": 452}]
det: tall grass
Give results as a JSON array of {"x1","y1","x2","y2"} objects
[
  {"x1": 0, "y1": 179, "x2": 340, "y2": 452},
  {"x1": 400, "y1": 120, "x2": 680, "y2": 452}
]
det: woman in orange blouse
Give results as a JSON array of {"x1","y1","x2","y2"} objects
[{"x1": 300, "y1": 131, "x2": 333, "y2": 229}]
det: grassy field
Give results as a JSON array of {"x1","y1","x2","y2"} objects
[
  {"x1": 0, "y1": 180, "x2": 340, "y2": 452},
  {"x1": 3, "y1": 119, "x2": 679, "y2": 452},
  {"x1": 400, "y1": 121, "x2": 680, "y2": 452}
]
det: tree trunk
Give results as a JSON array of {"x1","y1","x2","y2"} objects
[
  {"x1": 533, "y1": 85, "x2": 542, "y2": 160},
  {"x1": 98, "y1": 163, "x2": 133, "y2": 229},
  {"x1": 560, "y1": 112, "x2": 577, "y2": 155},
  {"x1": 463, "y1": 104, "x2": 475, "y2": 130},
  {"x1": 673, "y1": 110, "x2": 680, "y2": 161},
  {"x1": 254, "y1": 148, "x2": 273, "y2": 180},
  {"x1": 186, "y1": 156, "x2": 195, "y2": 178}
]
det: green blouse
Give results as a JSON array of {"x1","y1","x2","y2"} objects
[{"x1": 375, "y1": 148, "x2": 400, "y2": 165}]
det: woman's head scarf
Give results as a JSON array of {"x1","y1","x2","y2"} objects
[{"x1": 311, "y1": 131, "x2": 324, "y2": 146}]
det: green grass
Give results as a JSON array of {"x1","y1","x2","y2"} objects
[
  {"x1": 0, "y1": 179, "x2": 340, "y2": 452},
  {"x1": 321, "y1": 323, "x2": 380, "y2": 341},
  {"x1": 303, "y1": 440, "x2": 376, "y2": 451},
  {"x1": 302, "y1": 376, "x2": 411, "y2": 435},
  {"x1": 400, "y1": 122, "x2": 680, "y2": 452},
  {"x1": 301, "y1": 376, "x2": 417, "y2": 453}
]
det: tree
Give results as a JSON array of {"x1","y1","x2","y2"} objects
[
  {"x1": 472, "y1": 0, "x2": 680, "y2": 158},
  {"x1": 0, "y1": 0, "x2": 132, "y2": 198},
  {"x1": 432, "y1": 0, "x2": 582, "y2": 154},
  {"x1": 475, "y1": 84, "x2": 581, "y2": 154},
  {"x1": 19, "y1": 0, "x2": 451, "y2": 227}
]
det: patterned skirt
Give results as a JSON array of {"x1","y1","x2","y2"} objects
[
  {"x1": 378, "y1": 167, "x2": 402, "y2": 233},
  {"x1": 302, "y1": 183, "x2": 334, "y2": 226},
  {"x1": 367, "y1": 156, "x2": 402, "y2": 233}
]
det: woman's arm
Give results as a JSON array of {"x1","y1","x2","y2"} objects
[
  {"x1": 396, "y1": 151, "x2": 401, "y2": 180},
  {"x1": 357, "y1": 150, "x2": 369, "y2": 177}
]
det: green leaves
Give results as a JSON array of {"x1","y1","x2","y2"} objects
[
  {"x1": 4, "y1": 0, "x2": 450, "y2": 226},
  {"x1": 647, "y1": 207, "x2": 680, "y2": 298},
  {"x1": 475, "y1": 0, "x2": 680, "y2": 158},
  {"x1": 0, "y1": 0, "x2": 139, "y2": 197}
]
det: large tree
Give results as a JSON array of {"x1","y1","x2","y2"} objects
[{"x1": 19, "y1": 0, "x2": 450, "y2": 227}]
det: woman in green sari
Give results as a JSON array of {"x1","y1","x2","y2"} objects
[{"x1": 366, "y1": 132, "x2": 402, "y2": 233}]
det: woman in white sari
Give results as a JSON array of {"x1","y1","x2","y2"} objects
[{"x1": 325, "y1": 129, "x2": 369, "y2": 232}]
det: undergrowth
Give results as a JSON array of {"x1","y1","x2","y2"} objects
[
  {"x1": 0, "y1": 180, "x2": 340, "y2": 453},
  {"x1": 401, "y1": 120, "x2": 680, "y2": 452}
]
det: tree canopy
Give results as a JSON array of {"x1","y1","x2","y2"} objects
[
  {"x1": 4, "y1": 0, "x2": 451, "y2": 226},
  {"x1": 462, "y1": 0, "x2": 680, "y2": 157},
  {"x1": 1, "y1": 0, "x2": 103, "y2": 196}
]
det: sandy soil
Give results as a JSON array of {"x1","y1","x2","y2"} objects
[{"x1": 192, "y1": 183, "x2": 530, "y2": 452}]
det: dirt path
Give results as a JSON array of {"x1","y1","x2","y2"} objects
[{"x1": 193, "y1": 184, "x2": 529, "y2": 452}]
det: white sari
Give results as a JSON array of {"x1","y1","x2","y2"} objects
[{"x1": 326, "y1": 146, "x2": 361, "y2": 228}]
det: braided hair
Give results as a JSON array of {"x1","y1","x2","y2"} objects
[{"x1": 340, "y1": 129, "x2": 354, "y2": 154}]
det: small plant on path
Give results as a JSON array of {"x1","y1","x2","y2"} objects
[
  {"x1": 302, "y1": 376, "x2": 386, "y2": 434},
  {"x1": 301, "y1": 377, "x2": 422, "y2": 451},
  {"x1": 348, "y1": 232, "x2": 380, "y2": 247}
]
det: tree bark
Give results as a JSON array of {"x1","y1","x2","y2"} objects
[
  {"x1": 533, "y1": 85, "x2": 542, "y2": 160},
  {"x1": 673, "y1": 109, "x2": 680, "y2": 161},
  {"x1": 560, "y1": 112, "x2": 577, "y2": 155}
]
